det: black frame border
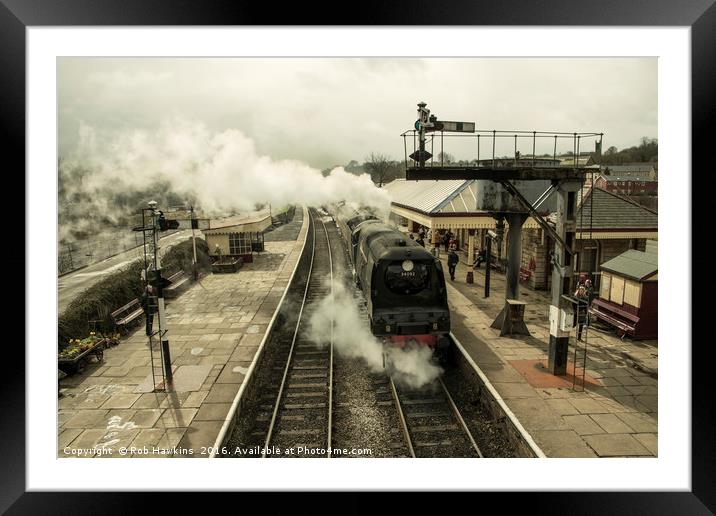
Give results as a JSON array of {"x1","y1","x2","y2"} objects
[{"x1": 5, "y1": 0, "x2": 711, "y2": 512}]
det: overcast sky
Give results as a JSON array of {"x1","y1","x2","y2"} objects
[{"x1": 58, "y1": 58, "x2": 657, "y2": 169}]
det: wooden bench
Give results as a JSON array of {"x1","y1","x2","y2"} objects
[
  {"x1": 489, "y1": 260, "x2": 504, "y2": 273},
  {"x1": 164, "y1": 270, "x2": 191, "y2": 299},
  {"x1": 588, "y1": 299, "x2": 639, "y2": 337},
  {"x1": 111, "y1": 298, "x2": 143, "y2": 334}
]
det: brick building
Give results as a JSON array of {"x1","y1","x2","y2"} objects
[
  {"x1": 599, "y1": 163, "x2": 657, "y2": 180},
  {"x1": 594, "y1": 172, "x2": 658, "y2": 211}
]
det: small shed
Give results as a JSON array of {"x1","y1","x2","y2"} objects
[
  {"x1": 203, "y1": 212, "x2": 272, "y2": 264},
  {"x1": 588, "y1": 243, "x2": 657, "y2": 339}
]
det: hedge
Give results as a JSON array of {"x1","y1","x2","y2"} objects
[{"x1": 58, "y1": 237, "x2": 211, "y2": 349}]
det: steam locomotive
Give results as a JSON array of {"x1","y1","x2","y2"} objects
[{"x1": 334, "y1": 206, "x2": 451, "y2": 355}]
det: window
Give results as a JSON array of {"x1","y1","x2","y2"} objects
[
  {"x1": 610, "y1": 276, "x2": 625, "y2": 305},
  {"x1": 624, "y1": 280, "x2": 641, "y2": 307},
  {"x1": 600, "y1": 273, "x2": 611, "y2": 299},
  {"x1": 229, "y1": 232, "x2": 251, "y2": 255}
]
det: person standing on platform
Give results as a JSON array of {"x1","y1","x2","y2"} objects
[
  {"x1": 573, "y1": 284, "x2": 589, "y2": 341},
  {"x1": 584, "y1": 278, "x2": 595, "y2": 302},
  {"x1": 442, "y1": 231, "x2": 450, "y2": 252},
  {"x1": 432, "y1": 229, "x2": 441, "y2": 258},
  {"x1": 447, "y1": 248, "x2": 459, "y2": 281}
]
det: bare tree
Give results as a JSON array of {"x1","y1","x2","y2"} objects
[
  {"x1": 437, "y1": 151, "x2": 455, "y2": 164},
  {"x1": 364, "y1": 152, "x2": 393, "y2": 187}
]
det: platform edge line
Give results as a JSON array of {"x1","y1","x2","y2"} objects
[
  {"x1": 450, "y1": 331, "x2": 547, "y2": 458},
  {"x1": 210, "y1": 205, "x2": 310, "y2": 457}
]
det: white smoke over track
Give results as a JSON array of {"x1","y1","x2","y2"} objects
[
  {"x1": 58, "y1": 119, "x2": 392, "y2": 242},
  {"x1": 305, "y1": 280, "x2": 442, "y2": 388}
]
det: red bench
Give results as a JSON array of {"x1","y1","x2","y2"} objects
[{"x1": 519, "y1": 267, "x2": 532, "y2": 283}]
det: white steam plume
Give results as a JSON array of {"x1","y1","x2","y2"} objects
[
  {"x1": 60, "y1": 119, "x2": 392, "y2": 224},
  {"x1": 305, "y1": 280, "x2": 442, "y2": 388}
]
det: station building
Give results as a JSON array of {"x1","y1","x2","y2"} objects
[
  {"x1": 202, "y1": 211, "x2": 272, "y2": 264},
  {"x1": 589, "y1": 240, "x2": 658, "y2": 339},
  {"x1": 382, "y1": 179, "x2": 658, "y2": 291}
]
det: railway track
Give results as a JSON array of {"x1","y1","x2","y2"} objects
[
  {"x1": 383, "y1": 375, "x2": 484, "y2": 458},
  {"x1": 250, "y1": 209, "x2": 335, "y2": 457},
  {"x1": 224, "y1": 207, "x2": 518, "y2": 458}
]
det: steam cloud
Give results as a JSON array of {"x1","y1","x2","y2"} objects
[
  {"x1": 59, "y1": 119, "x2": 392, "y2": 240},
  {"x1": 305, "y1": 280, "x2": 442, "y2": 389}
]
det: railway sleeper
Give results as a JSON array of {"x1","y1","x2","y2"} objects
[
  {"x1": 288, "y1": 382, "x2": 326, "y2": 389},
  {"x1": 398, "y1": 398, "x2": 445, "y2": 406},
  {"x1": 285, "y1": 391, "x2": 326, "y2": 398},
  {"x1": 291, "y1": 372, "x2": 328, "y2": 379},
  {"x1": 414, "y1": 440, "x2": 457, "y2": 447},
  {"x1": 405, "y1": 411, "x2": 452, "y2": 418},
  {"x1": 410, "y1": 424, "x2": 461, "y2": 432},
  {"x1": 277, "y1": 428, "x2": 324, "y2": 436},
  {"x1": 283, "y1": 402, "x2": 326, "y2": 409},
  {"x1": 279, "y1": 415, "x2": 305, "y2": 421}
]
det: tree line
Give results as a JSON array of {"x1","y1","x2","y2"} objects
[
  {"x1": 340, "y1": 137, "x2": 657, "y2": 187},
  {"x1": 599, "y1": 137, "x2": 658, "y2": 165}
]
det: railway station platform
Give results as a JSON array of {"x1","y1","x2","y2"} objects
[
  {"x1": 441, "y1": 253, "x2": 658, "y2": 457},
  {"x1": 58, "y1": 206, "x2": 309, "y2": 458}
]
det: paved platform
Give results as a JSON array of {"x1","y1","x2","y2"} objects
[
  {"x1": 58, "y1": 206, "x2": 308, "y2": 458},
  {"x1": 443, "y1": 252, "x2": 658, "y2": 457}
]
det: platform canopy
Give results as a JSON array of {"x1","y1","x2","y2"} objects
[
  {"x1": 203, "y1": 211, "x2": 272, "y2": 235},
  {"x1": 382, "y1": 178, "x2": 542, "y2": 230}
]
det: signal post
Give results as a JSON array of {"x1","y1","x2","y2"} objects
[{"x1": 404, "y1": 101, "x2": 602, "y2": 377}]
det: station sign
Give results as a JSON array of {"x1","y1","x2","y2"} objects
[
  {"x1": 173, "y1": 218, "x2": 211, "y2": 230},
  {"x1": 427, "y1": 120, "x2": 475, "y2": 133}
]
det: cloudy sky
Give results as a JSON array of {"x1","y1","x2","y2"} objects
[{"x1": 58, "y1": 58, "x2": 657, "y2": 169}]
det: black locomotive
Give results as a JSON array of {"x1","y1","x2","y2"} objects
[{"x1": 336, "y1": 207, "x2": 451, "y2": 352}]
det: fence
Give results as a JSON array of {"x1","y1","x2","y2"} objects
[{"x1": 58, "y1": 227, "x2": 179, "y2": 275}]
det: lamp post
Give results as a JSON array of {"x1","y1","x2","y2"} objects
[
  {"x1": 148, "y1": 201, "x2": 173, "y2": 387},
  {"x1": 485, "y1": 230, "x2": 498, "y2": 298},
  {"x1": 190, "y1": 205, "x2": 198, "y2": 280}
]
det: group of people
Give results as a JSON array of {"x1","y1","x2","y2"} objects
[
  {"x1": 408, "y1": 224, "x2": 598, "y2": 343},
  {"x1": 408, "y1": 228, "x2": 427, "y2": 248},
  {"x1": 428, "y1": 229, "x2": 460, "y2": 280},
  {"x1": 408, "y1": 227, "x2": 462, "y2": 280}
]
